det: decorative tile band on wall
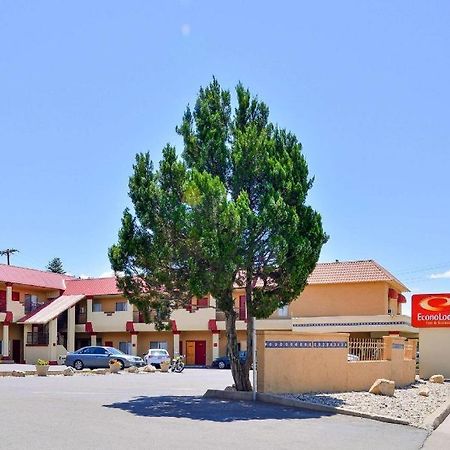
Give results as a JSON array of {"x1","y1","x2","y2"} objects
[
  {"x1": 392, "y1": 343, "x2": 405, "y2": 349},
  {"x1": 293, "y1": 321, "x2": 409, "y2": 328},
  {"x1": 265, "y1": 340, "x2": 348, "y2": 349}
]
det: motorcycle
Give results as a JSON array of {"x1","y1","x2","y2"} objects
[{"x1": 169, "y1": 355, "x2": 185, "y2": 373}]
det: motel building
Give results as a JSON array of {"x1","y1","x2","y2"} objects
[{"x1": 0, "y1": 260, "x2": 417, "y2": 365}]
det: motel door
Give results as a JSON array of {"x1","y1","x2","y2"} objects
[
  {"x1": 195, "y1": 341, "x2": 206, "y2": 365},
  {"x1": 186, "y1": 341, "x2": 195, "y2": 365},
  {"x1": 186, "y1": 341, "x2": 207, "y2": 366},
  {"x1": 0, "y1": 291, "x2": 6, "y2": 312},
  {"x1": 12, "y1": 340, "x2": 21, "y2": 363}
]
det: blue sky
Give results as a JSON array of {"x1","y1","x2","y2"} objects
[{"x1": 1, "y1": 1, "x2": 449, "y2": 313}]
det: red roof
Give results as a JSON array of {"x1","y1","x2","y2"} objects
[
  {"x1": 0, "y1": 264, "x2": 66, "y2": 290},
  {"x1": 307, "y1": 260, "x2": 408, "y2": 291},
  {"x1": 64, "y1": 277, "x2": 120, "y2": 296}
]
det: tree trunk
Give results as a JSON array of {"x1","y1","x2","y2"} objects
[{"x1": 225, "y1": 308, "x2": 252, "y2": 391}]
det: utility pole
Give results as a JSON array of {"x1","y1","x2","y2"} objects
[
  {"x1": 0, "y1": 248, "x2": 19, "y2": 265},
  {"x1": 252, "y1": 316, "x2": 257, "y2": 401}
]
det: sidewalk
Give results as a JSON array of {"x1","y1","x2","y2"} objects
[
  {"x1": 423, "y1": 412, "x2": 450, "y2": 449},
  {"x1": 0, "y1": 363, "x2": 67, "y2": 374}
]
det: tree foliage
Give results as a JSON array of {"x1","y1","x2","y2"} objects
[
  {"x1": 46, "y1": 257, "x2": 65, "y2": 274},
  {"x1": 109, "y1": 78, "x2": 328, "y2": 390}
]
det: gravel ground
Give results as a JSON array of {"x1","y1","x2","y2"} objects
[{"x1": 280, "y1": 381, "x2": 450, "y2": 428}]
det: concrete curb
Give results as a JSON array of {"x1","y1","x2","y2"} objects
[
  {"x1": 204, "y1": 390, "x2": 410, "y2": 427},
  {"x1": 0, "y1": 370, "x2": 67, "y2": 377},
  {"x1": 421, "y1": 398, "x2": 450, "y2": 431}
]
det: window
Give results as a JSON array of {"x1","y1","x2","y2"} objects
[
  {"x1": 92, "y1": 302, "x2": 102, "y2": 312},
  {"x1": 119, "y1": 342, "x2": 132, "y2": 354},
  {"x1": 150, "y1": 341, "x2": 168, "y2": 350},
  {"x1": 96, "y1": 337, "x2": 102, "y2": 346},
  {"x1": 93, "y1": 347, "x2": 108, "y2": 355},
  {"x1": 116, "y1": 302, "x2": 128, "y2": 312},
  {"x1": 24, "y1": 294, "x2": 39, "y2": 313},
  {"x1": 278, "y1": 305, "x2": 289, "y2": 317}
]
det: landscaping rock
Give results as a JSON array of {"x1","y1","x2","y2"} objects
[
  {"x1": 369, "y1": 379, "x2": 395, "y2": 396},
  {"x1": 127, "y1": 366, "x2": 138, "y2": 373},
  {"x1": 430, "y1": 375, "x2": 445, "y2": 384},
  {"x1": 418, "y1": 387, "x2": 430, "y2": 397},
  {"x1": 143, "y1": 365, "x2": 156, "y2": 373},
  {"x1": 92, "y1": 368, "x2": 107, "y2": 375},
  {"x1": 63, "y1": 367, "x2": 75, "y2": 376},
  {"x1": 12, "y1": 370, "x2": 26, "y2": 377},
  {"x1": 281, "y1": 381, "x2": 450, "y2": 428}
]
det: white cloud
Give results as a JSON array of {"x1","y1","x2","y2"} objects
[
  {"x1": 429, "y1": 270, "x2": 450, "y2": 279},
  {"x1": 99, "y1": 270, "x2": 115, "y2": 278},
  {"x1": 181, "y1": 23, "x2": 191, "y2": 37}
]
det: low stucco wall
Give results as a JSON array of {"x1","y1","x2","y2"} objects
[
  {"x1": 257, "y1": 331, "x2": 416, "y2": 393},
  {"x1": 24, "y1": 346, "x2": 51, "y2": 364}
]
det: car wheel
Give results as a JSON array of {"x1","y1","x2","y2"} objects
[
  {"x1": 218, "y1": 361, "x2": 226, "y2": 369},
  {"x1": 117, "y1": 359, "x2": 125, "y2": 370},
  {"x1": 73, "y1": 360, "x2": 84, "y2": 370}
]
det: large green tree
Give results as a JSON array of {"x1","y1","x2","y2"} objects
[{"x1": 109, "y1": 78, "x2": 327, "y2": 390}]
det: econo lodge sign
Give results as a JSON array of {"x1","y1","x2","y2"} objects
[{"x1": 412, "y1": 293, "x2": 450, "y2": 328}]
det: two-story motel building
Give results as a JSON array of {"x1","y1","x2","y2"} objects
[{"x1": 0, "y1": 259, "x2": 416, "y2": 365}]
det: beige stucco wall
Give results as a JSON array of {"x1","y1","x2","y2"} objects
[
  {"x1": 24, "y1": 345, "x2": 51, "y2": 364},
  {"x1": 136, "y1": 331, "x2": 174, "y2": 357},
  {"x1": 289, "y1": 282, "x2": 390, "y2": 317},
  {"x1": 0, "y1": 283, "x2": 60, "y2": 321},
  {"x1": 257, "y1": 331, "x2": 416, "y2": 393},
  {"x1": 419, "y1": 328, "x2": 450, "y2": 379}
]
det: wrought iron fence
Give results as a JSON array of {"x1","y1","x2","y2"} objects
[{"x1": 348, "y1": 338, "x2": 385, "y2": 361}]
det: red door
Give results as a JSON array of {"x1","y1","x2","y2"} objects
[
  {"x1": 195, "y1": 341, "x2": 206, "y2": 365},
  {"x1": 0, "y1": 290, "x2": 6, "y2": 312},
  {"x1": 12, "y1": 340, "x2": 21, "y2": 363},
  {"x1": 239, "y1": 295, "x2": 247, "y2": 320}
]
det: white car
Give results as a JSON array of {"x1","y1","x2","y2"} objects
[{"x1": 144, "y1": 349, "x2": 170, "y2": 368}]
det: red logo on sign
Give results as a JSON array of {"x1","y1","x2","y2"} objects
[{"x1": 412, "y1": 293, "x2": 450, "y2": 328}]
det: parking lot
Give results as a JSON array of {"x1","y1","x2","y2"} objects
[{"x1": 0, "y1": 368, "x2": 429, "y2": 450}]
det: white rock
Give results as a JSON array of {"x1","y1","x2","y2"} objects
[
  {"x1": 63, "y1": 367, "x2": 75, "y2": 376},
  {"x1": 369, "y1": 379, "x2": 395, "y2": 396},
  {"x1": 430, "y1": 375, "x2": 445, "y2": 384},
  {"x1": 126, "y1": 366, "x2": 138, "y2": 373},
  {"x1": 143, "y1": 365, "x2": 156, "y2": 373},
  {"x1": 12, "y1": 370, "x2": 26, "y2": 377},
  {"x1": 418, "y1": 387, "x2": 430, "y2": 397},
  {"x1": 92, "y1": 368, "x2": 107, "y2": 375}
]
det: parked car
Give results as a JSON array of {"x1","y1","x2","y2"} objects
[
  {"x1": 143, "y1": 349, "x2": 170, "y2": 368},
  {"x1": 212, "y1": 351, "x2": 248, "y2": 369},
  {"x1": 65, "y1": 346, "x2": 144, "y2": 370}
]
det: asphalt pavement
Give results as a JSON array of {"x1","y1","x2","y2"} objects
[{"x1": 0, "y1": 368, "x2": 430, "y2": 450}]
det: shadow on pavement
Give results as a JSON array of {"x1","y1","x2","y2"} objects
[{"x1": 103, "y1": 395, "x2": 334, "y2": 422}]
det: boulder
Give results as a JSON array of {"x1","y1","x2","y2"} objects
[
  {"x1": 63, "y1": 367, "x2": 75, "y2": 376},
  {"x1": 127, "y1": 366, "x2": 138, "y2": 373},
  {"x1": 160, "y1": 361, "x2": 170, "y2": 372},
  {"x1": 418, "y1": 387, "x2": 430, "y2": 397},
  {"x1": 369, "y1": 379, "x2": 395, "y2": 396},
  {"x1": 430, "y1": 374, "x2": 445, "y2": 384},
  {"x1": 92, "y1": 368, "x2": 107, "y2": 375},
  {"x1": 12, "y1": 370, "x2": 26, "y2": 378},
  {"x1": 143, "y1": 365, "x2": 156, "y2": 373}
]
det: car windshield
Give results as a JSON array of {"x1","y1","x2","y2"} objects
[
  {"x1": 149, "y1": 350, "x2": 168, "y2": 356},
  {"x1": 106, "y1": 347, "x2": 124, "y2": 355}
]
